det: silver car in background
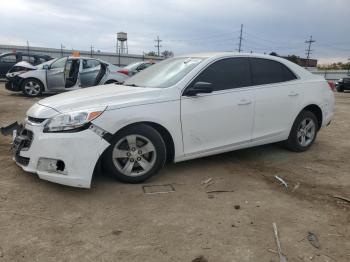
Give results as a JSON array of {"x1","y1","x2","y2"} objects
[{"x1": 5, "y1": 56, "x2": 128, "y2": 97}]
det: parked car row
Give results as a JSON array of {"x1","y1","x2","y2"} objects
[
  {"x1": 2, "y1": 54, "x2": 156, "y2": 97},
  {"x1": 2, "y1": 52, "x2": 335, "y2": 189},
  {"x1": 5, "y1": 56, "x2": 129, "y2": 97},
  {"x1": 335, "y1": 77, "x2": 350, "y2": 92}
]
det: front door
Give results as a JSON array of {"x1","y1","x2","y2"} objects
[
  {"x1": 46, "y1": 57, "x2": 67, "y2": 90},
  {"x1": 181, "y1": 57, "x2": 254, "y2": 156}
]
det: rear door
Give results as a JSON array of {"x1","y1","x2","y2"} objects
[
  {"x1": 46, "y1": 57, "x2": 67, "y2": 90},
  {"x1": 80, "y1": 59, "x2": 101, "y2": 87},
  {"x1": 250, "y1": 58, "x2": 299, "y2": 141},
  {"x1": 181, "y1": 57, "x2": 255, "y2": 156}
]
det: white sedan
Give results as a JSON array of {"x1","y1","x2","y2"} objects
[{"x1": 10, "y1": 52, "x2": 334, "y2": 188}]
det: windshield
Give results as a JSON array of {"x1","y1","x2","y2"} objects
[{"x1": 123, "y1": 57, "x2": 204, "y2": 88}]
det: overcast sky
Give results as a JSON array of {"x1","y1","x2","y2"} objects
[{"x1": 0, "y1": 0, "x2": 349, "y2": 63}]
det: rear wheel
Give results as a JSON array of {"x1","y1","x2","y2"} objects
[
  {"x1": 285, "y1": 110, "x2": 318, "y2": 152},
  {"x1": 104, "y1": 124, "x2": 166, "y2": 183},
  {"x1": 336, "y1": 86, "x2": 344, "y2": 92},
  {"x1": 21, "y1": 78, "x2": 43, "y2": 97}
]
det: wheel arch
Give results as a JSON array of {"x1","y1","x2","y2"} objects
[
  {"x1": 299, "y1": 104, "x2": 323, "y2": 130},
  {"x1": 21, "y1": 77, "x2": 45, "y2": 90},
  {"x1": 104, "y1": 79, "x2": 119, "y2": 85},
  {"x1": 107, "y1": 121, "x2": 175, "y2": 163}
]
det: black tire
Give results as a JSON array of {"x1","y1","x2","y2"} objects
[
  {"x1": 21, "y1": 78, "x2": 44, "y2": 97},
  {"x1": 336, "y1": 87, "x2": 344, "y2": 92},
  {"x1": 284, "y1": 110, "x2": 318, "y2": 152},
  {"x1": 103, "y1": 124, "x2": 167, "y2": 183}
]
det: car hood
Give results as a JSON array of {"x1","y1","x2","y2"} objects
[
  {"x1": 13, "y1": 61, "x2": 37, "y2": 69},
  {"x1": 37, "y1": 84, "x2": 164, "y2": 113}
]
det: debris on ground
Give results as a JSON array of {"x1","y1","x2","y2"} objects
[
  {"x1": 112, "y1": 230, "x2": 122, "y2": 236},
  {"x1": 201, "y1": 178, "x2": 212, "y2": 185},
  {"x1": 307, "y1": 232, "x2": 321, "y2": 249},
  {"x1": 206, "y1": 190, "x2": 234, "y2": 194},
  {"x1": 267, "y1": 248, "x2": 278, "y2": 254},
  {"x1": 234, "y1": 205, "x2": 240, "y2": 210},
  {"x1": 272, "y1": 222, "x2": 288, "y2": 262},
  {"x1": 191, "y1": 255, "x2": 208, "y2": 262},
  {"x1": 274, "y1": 176, "x2": 288, "y2": 189},
  {"x1": 332, "y1": 195, "x2": 350, "y2": 203},
  {"x1": 142, "y1": 184, "x2": 176, "y2": 194},
  {"x1": 292, "y1": 182, "x2": 300, "y2": 192}
]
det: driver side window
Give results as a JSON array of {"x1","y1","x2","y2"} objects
[
  {"x1": 50, "y1": 58, "x2": 67, "y2": 69},
  {"x1": 190, "y1": 58, "x2": 252, "y2": 91}
]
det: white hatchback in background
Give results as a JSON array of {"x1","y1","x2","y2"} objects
[{"x1": 10, "y1": 52, "x2": 334, "y2": 188}]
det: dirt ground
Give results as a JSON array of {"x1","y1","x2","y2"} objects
[{"x1": 0, "y1": 84, "x2": 349, "y2": 262}]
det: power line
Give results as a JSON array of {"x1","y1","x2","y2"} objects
[
  {"x1": 238, "y1": 24, "x2": 243, "y2": 52},
  {"x1": 90, "y1": 44, "x2": 94, "y2": 57},
  {"x1": 154, "y1": 36, "x2": 162, "y2": 56},
  {"x1": 60, "y1": 44, "x2": 65, "y2": 57},
  {"x1": 305, "y1": 35, "x2": 316, "y2": 67}
]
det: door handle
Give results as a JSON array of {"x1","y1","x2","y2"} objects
[
  {"x1": 288, "y1": 91, "x2": 299, "y2": 97},
  {"x1": 238, "y1": 99, "x2": 252, "y2": 105}
]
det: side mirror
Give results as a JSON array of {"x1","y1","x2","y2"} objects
[
  {"x1": 42, "y1": 64, "x2": 49, "y2": 70},
  {"x1": 184, "y1": 82, "x2": 213, "y2": 96}
]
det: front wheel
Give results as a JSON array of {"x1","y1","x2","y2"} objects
[
  {"x1": 103, "y1": 124, "x2": 167, "y2": 183},
  {"x1": 284, "y1": 111, "x2": 318, "y2": 152},
  {"x1": 21, "y1": 78, "x2": 43, "y2": 97}
]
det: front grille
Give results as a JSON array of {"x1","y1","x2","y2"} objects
[
  {"x1": 27, "y1": 116, "x2": 46, "y2": 124},
  {"x1": 15, "y1": 154, "x2": 30, "y2": 166}
]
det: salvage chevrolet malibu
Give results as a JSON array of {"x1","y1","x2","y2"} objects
[{"x1": 8, "y1": 53, "x2": 334, "y2": 188}]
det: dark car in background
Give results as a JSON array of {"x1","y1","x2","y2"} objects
[
  {"x1": 0, "y1": 52, "x2": 52, "y2": 77},
  {"x1": 336, "y1": 77, "x2": 350, "y2": 92},
  {"x1": 117, "y1": 61, "x2": 155, "y2": 76}
]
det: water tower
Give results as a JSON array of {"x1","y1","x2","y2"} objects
[{"x1": 117, "y1": 32, "x2": 128, "y2": 54}]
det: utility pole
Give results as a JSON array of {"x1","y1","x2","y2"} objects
[
  {"x1": 238, "y1": 24, "x2": 243, "y2": 53},
  {"x1": 347, "y1": 58, "x2": 350, "y2": 75},
  {"x1": 60, "y1": 44, "x2": 65, "y2": 57},
  {"x1": 26, "y1": 40, "x2": 30, "y2": 57},
  {"x1": 90, "y1": 45, "x2": 94, "y2": 58},
  {"x1": 154, "y1": 36, "x2": 162, "y2": 56},
  {"x1": 305, "y1": 35, "x2": 316, "y2": 68}
]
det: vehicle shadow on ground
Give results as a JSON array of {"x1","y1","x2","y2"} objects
[{"x1": 92, "y1": 142, "x2": 288, "y2": 187}]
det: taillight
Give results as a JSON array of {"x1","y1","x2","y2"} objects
[
  {"x1": 327, "y1": 81, "x2": 335, "y2": 91},
  {"x1": 118, "y1": 69, "x2": 129, "y2": 76}
]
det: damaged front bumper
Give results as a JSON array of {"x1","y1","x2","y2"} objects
[
  {"x1": 8, "y1": 121, "x2": 110, "y2": 188},
  {"x1": 5, "y1": 76, "x2": 23, "y2": 92}
]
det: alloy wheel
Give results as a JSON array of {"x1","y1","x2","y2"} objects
[
  {"x1": 24, "y1": 81, "x2": 41, "y2": 96},
  {"x1": 297, "y1": 117, "x2": 316, "y2": 147},
  {"x1": 112, "y1": 134, "x2": 157, "y2": 177}
]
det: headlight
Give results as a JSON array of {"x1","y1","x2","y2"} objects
[{"x1": 43, "y1": 107, "x2": 106, "y2": 132}]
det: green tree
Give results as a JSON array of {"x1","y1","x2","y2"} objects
[{"x1": 161, "y1": 50, "x2": 174, "y2": 58}]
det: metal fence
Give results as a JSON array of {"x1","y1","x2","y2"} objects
[{"x1": 0, "y1": 44, "x2": 163, "y2": 66}]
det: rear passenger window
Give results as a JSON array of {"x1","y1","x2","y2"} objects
[
  {"x1": 251, "y1": 58, "x2": 297, "y2": 85},
  {"x1": 83, "y1": 59, "x2": 100, "y2": 69},
  {"x1": 191, "y1": 58, "x2": 251, "y2": 91}
]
